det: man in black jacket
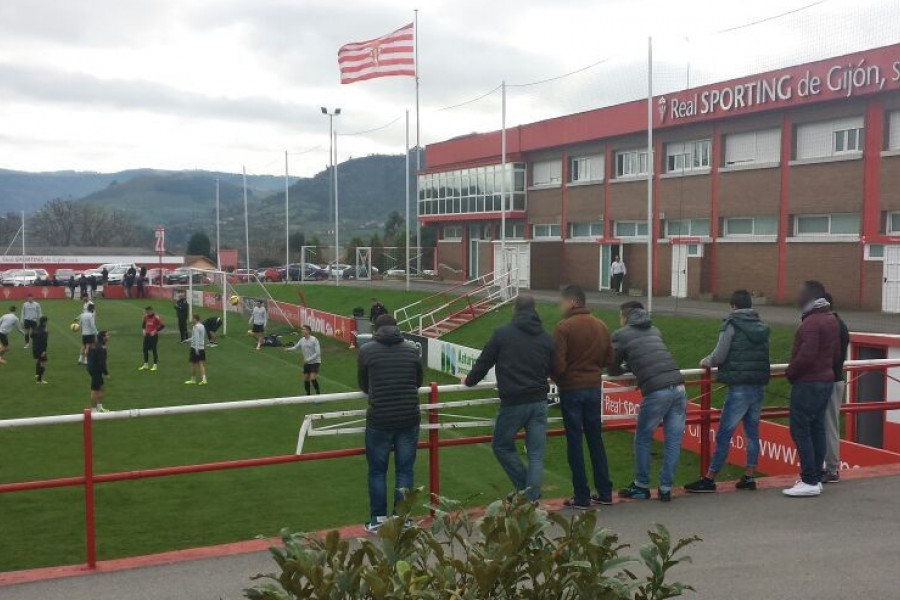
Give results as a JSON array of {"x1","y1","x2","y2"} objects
[
  {"x1": 822, "y1": 293, "x2": 850, "y2": 483},
  {"x1": 358, "y1": 314, "x2": 424, "y2": 533},
  {"x1": 87, "y1": 331, "x2": 110, "y2": 412},
  {"x1": 463, "y1": 295, "x2": 554, "y2": 503},
  {"x1": 174, "y1": 292, "x2": 190, "y2": 343},
  {"x1": 609, "y1": 301, "x2": 686, "y2": 502},
  {"x1": 369, "y1": 298, "x2": 388, "y2": 323}
]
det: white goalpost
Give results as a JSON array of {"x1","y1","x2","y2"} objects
[{"x1": 186, "y1": 267, "x2": 229, "y2": 336}]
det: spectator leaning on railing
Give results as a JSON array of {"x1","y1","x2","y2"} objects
[{"x1": 822, "y1": 293, "x2": 850, "y2": 484}]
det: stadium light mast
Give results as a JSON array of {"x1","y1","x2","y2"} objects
[{"x1": 322, "y1": 107, "x2": 342, "y2": 285}]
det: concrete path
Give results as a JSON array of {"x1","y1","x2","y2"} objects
[
  {"x1": 4, "y1": 472, "x2": 900, "y2": 600},
  {"x1": 352, "y1": 278, "x2": 900, "y2": 332}
]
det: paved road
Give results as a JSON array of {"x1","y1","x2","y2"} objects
[
  {"x1": 351, "y1": 278, "x2": 900, "y2": 332},
  {"x1": 5, "y1": 475, "x2": 900, "y2": 600}
]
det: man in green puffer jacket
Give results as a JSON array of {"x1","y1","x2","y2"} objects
[{"x1": 685, "y1": 290, "x2": 770, "y2": 494}]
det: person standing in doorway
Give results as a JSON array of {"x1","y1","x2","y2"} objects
[
  {"x1": 138, "y1": 306, "x2": 163, "y2": 372},
  {"x1": 358, "y1": 314, "x2": 423, "y2": 533},
  {"x1": 610, "y1": 301, "x2": 687, "y2": 502},
  {"x1": 685, "y1": 290, "x2": 770, "y2": 493},
  {"x1": 249, "y1": 300, "x2": 267, "y2": 351},
  {"x1": 286, "y1": 325, "x2": 322, "y2": 395},
  {"x1": 21, "y1": 293, "x2": 42, "y2": 349},
  {"x1": 463, "y1": 295, "x2": 554, "y2": 504},
  {"x1": 174, "y1": 292, "x2": 190, "y2": 343},
  {"x1": 610, "y1": 256, "x2": 627, "y2": 295},
  {"x1": 552, "y1": 285, "x2": 615, "y2": 509},
  {"x1": 32, "y1": 316, "x2": 49, "y2": 384},
  {"x1": 783, "y1": 281, "x2": 840, "y2": 498},
  {"x1": 822, "y1": 292, "x2": 850, "y2": 484},
  {"x1": 185, "y1": 314, "x2": 208, "y2": 385}
]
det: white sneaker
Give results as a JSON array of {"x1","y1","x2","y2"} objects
[
  {"x1": 364, "y1": 516, "x2": 386, "y2": 534},
  {"x1": 782, "y1": 481, "x2": 821, "y2": 497}
]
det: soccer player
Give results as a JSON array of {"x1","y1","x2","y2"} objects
[
  {"x1": 21, "y1": 294, "x2": 42, "y2": 349},
  {"x1": 32, "y1": 316, "x2": 49, "y2": 384},
  {"x1": 139, "y1": 306, "x2": 163, "y2": 371},
  {"x1": 0, "y1": 306, "x2": 25, "y2": 365},
  {"x1": 174, "y1": 292, "x2": 190, "y2": 343},
  {"x1": 285, "y1": 325, "x2": 322, "y2": 394},
  {"x1": 249, "y1": 300, "x2": 267, "y2": 351},
  {"x1": 185, "y1": 314, "x2": 208, "y2": 385},
  {"x1": 77, "y1": 302, "x2": 98, "y2": 365},
  {"x1": 203, "y1": 316, "x2": 223, "y2": 347},
  {"x1": 87, "y1": 331, "x2": 110, "y2": 412}
]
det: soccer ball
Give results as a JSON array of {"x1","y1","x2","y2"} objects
[
  {"x1": 229, "y1": 295, "x2": 241, "y2": 306},
  {"x1": 70, "y1": 322, "x2": 80, "y2": 332}
]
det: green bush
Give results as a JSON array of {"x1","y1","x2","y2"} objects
[{"x1": 245, "y1": 490, "x2": 699, "y2": 600}]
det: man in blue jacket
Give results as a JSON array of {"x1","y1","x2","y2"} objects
[{"x1": 463, "y1": 295, "x2": 554, "y2": 503}]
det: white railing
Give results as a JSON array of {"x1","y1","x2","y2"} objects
[{"x1": 411, "y1": 268, "x2": 520, "y2": 336}]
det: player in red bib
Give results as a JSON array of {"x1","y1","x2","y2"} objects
[{"x1": 138, "y1": 306, "x2": 164, "y2": 372}]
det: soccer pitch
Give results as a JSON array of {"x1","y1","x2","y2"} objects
[{"x1": 0, "y1": 289, "x2": 792, "y2": 572}]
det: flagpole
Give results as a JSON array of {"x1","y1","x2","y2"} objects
[
  {"x1": 414, "y1": 9, "x2": 421, "y2": 276},
  {"x1": 334, "y1": 129, "x2": 340, "y2": 286},
  {"x1": 215, "y1": 178, "x2": 221, "y2": 271},
  {"x1": 405, "y1": 109, "x2": 411, "y2": 292},
  {"x1": 500, "y1": 80, "x2": 507, "y2": 279},
  {"x1": 284, "y1": 150, "x2": 290, "y2": 279},
  {"x1": 646, "y1": 37, "x2": 654, "y2": 314},
  {"x1": 243, "y1": 165, "x2": 250, "y2": 272}
]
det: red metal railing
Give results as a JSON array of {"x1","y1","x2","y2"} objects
[{"x1": 2, "y1": 360, "x2": 900, "y2": 572}]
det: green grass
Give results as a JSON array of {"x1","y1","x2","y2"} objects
[{"x1": 0, "y1": 290, "x2": 793, "y2": 573}]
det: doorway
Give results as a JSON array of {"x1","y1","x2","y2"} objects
[
  {"x1": 599, "y1": 244, "x2": 622, "y2": 291},
  {"x1": 882, "y1": 245, "x2": 900, "y2": 313},
  {"x1": 671, "y1": 243, "x2": 688, "y2": 298}
]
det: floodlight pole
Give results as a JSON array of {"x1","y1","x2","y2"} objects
[
  {"x1": 322, "y1": 107, "x2": 341, "y2": 286},
  {"x1": 646, "y1": 37, "x2": 654, "y2": 314},
  {"x1": 21, "y1": 211, "x2": 25, "y2": 270},
  {"x1": 215, "y1": 178, "x2": 221, "y2": 271},
  {"x1": 284, "y1": 150, "x2": 290, "y2": 280},
  {"x1": 243, "y1": 166, "x2": 250, "y2": 272}
]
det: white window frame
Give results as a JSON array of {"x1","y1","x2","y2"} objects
[
  {"x1": 887, "y1": 212, "x2": 900, "y2": 234},
  {"x1": 665, "y1": 218, "x2": 710, "y2": 238},
  {"x1": 666, "y1": 139, "x2": 711, "y2": 174},
  {"x1": 793, "y1": 213, "x2": 860, "y2": 237},
  {"x1": 723, "y1": 128, "x2": 781, "y2": 167},
  {"x1": 865, "y1": 244, "x2": 885, "y2": 261},
  {"x1": 614, "y1": 149, "x2": 649, "y2": 178},
  {"x1": 504, "y1": 221, "x2": 525, "y2": 239},
  {"x1": 686, "y1": 244, "x2": 703, "y2": 258},
  {"x1": 568, "y1": 221, "x2": 604, "y2": 239},
  {"x1": 441, "y1": 225, "x2": 463, "y2": 241},
  {"x1": 614, "y1": 221, "x2": 650, "y2": 238},
  {"x1": 795, "y1": 117, "x2": 864, "y2": 161},
  {"x1": 889, "y1": 111, "x2": 900, "y2": 151},
  {"x1": 569, "y1": 154, "x2": 604, "y2": 184},
  {"x1": 723, "y1": 216, "x2": 779, "y2": 237},
  {"x1": 531, "y1": 223, "x2": 561, "y2": 239},
  {"x1": 833, "y1": 127, "x2": 864, "y2": 154},
  {"x1": 531, "y1": 159, "x2": 562, "y2": 187}
]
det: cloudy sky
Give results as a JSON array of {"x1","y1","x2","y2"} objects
[{"x1": 0, "y1": 0, "x2": 897, "y2": 177}]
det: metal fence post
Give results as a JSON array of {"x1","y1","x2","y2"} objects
[
  {"x1": 82, "y1": 408, "x2": 97, "y2": 569},
  {"x1": 699, "y1": 369, "x2": 712, "y2": 477},
  {"x1": 428, "y1": 382, "x2": 440, "y2": 511}
]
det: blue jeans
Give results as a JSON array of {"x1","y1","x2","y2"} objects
[
  {"x1": 365, "y1": 424, "x2": 420, "y2": 521},
  {"x1": 492, "y1": 401, "x2": 547, "y2": 502},
  {"x1": 560, "y1": 388, "x2": 612, "y2": 502},
  {"x1": 709, "y1": 385, "x2": 764, "y2": 474},
  {"x1": 789, "y1": 381, "x2": 831, "y2": 485},
  {"x1": 634, "y1": 385, "x2": 687, "y2": 493}
]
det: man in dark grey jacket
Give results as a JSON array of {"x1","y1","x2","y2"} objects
[
  {"x1": 609, "y1": 301, "x2": 686, "y2": 502},
  {"x1": 358, "y1": 314, "x2": 424, "y2": 533},
  {"x1": 464, "y1": 295, "x2": 554, "y2": 502}
]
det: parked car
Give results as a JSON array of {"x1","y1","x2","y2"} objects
[
  {"x1": 280, "y1": 263, "x2": 328, "y2": 281},
  {"x1": 228, "y1": 269, "x2": 257, "y2": 284},
  {"x1": 145, "y1": 268, "x2": 165, "y2": 285},
  {"x1": 257, "y1": 268, "x2": 283, "y2": 283},
  {"x1": 1, "y1": 269, "x2": 50, "y2": 286},
  {"x1": 164, "y1": 268, "x2": 209, "y2": 285},
  {"x1": 54, "y1": 268, "x2": 76, "y2": 285}
]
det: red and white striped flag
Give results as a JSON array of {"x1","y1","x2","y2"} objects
[{"x1": 338, "y1": 22, "x2": 415, "y2": 84}]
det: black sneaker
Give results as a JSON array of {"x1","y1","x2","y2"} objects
[
  {"x1": 591, "y1": 493, "x2": 614, "y2": 506},
  {"x1": 658, "y1": 489, "x2": 672, "y2": 502},
  {"x1": 563, "y1": 497, "x2": 593, "y2": 510},
  {"x1": 735, "y1": 476, "x2": 758, "y2": 490},
  {"x1": 684, "y1": 477, "x2": 717, "y2": 493},
  {"x1": 821, "y1": 471, "x2": 840, "y2": 484},
  {"x1": 618, "y1": 482, "x2": 651, "y2": 500}
]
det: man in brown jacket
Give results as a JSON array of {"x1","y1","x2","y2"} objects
[{"x1": 552, "y1": 285, "x2": 615, "y2": 509}]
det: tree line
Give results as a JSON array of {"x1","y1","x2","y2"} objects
[{"x1": 22, "y1": 198, "x2": 152, "y2": 248}]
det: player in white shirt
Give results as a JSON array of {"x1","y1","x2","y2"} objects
[
  {"x1": 0, "y1": 306, "x2": 25, "y2": 364},
  {"x1": 185, "y1": 314, "x2": 208, "y2": 385},
  {"x1": 76, "y1": 303, "x2": 98, "y2": 365},
  {"x1": 248, "y1": 300, "x2": 268, "y2": 351},
  {"x1": 21, "y1": 294, "x2": 42, "y2": 349},
  {"x1": 285, "y1": 325, "x2": 322, "y2": 395}
]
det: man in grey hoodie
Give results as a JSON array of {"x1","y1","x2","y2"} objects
[
  {"x1": 609, "y1": 301, "x2": 686, "y2": 502},
  {"x1": 685, "y1": 290, "x2": 770, "y2": 493}
]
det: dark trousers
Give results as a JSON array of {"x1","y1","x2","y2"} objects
[
  {"x1": 365, "y1": 424, "x2": 419, "y2": 521},
  {"x1": 789, "y1": 381, "x2": 832, "y2": 485},
  {"x1": 178, "y1": 318, "x2": 189, "y2": 341},
  {"x1": 142, "y1": 335, "x2": 159, "y2": 364},
  {"x1": 560, "y1": 389, "x2": 612, "y2": 501},
  {"x1": 611, "y1": 273, "x2": 624, "y2": 293}
]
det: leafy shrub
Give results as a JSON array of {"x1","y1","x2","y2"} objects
[{"x1": 246, "y1": 489, "x2": 698, "y2": 600}]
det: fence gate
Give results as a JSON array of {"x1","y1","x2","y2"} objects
[{"x1": 300, "y1": 246, "x2": 319, "y2": 281}]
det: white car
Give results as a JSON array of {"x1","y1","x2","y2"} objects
[{"x1": 1, "y1": 269, "x2": 50, "y2": 286}]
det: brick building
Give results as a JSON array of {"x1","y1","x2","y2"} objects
[{"x1": 419, "y1": 43, "x2": 900, "y2": 311}]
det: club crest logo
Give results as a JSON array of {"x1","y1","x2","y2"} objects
[{"x1": 657, "y1": 96, "x2": 667, "y2": 122}]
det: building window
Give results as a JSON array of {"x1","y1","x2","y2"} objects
[
  {"x1": 865, "y1": 244, "x2": 885, "y2": 261},
  {"x1": 724, "y1": 129, "x2": 781, "y2": 166},
  {"x1": 417, "y1": 164, "x2": 526, "y2": 217},
  {"x1": 615, "y1": 221, "x2": 649, "y2": 237},
  {"x1": 665, "y1": 139, "x2": 711, "y2": 173},
  {"x1": 723, "y1": 216, "x2": 778, "y2": 236},
  {"x1": 568, "y1": 222, "x2": 604, "y2": 238},
  {"x1": 686, "y1": 244, "x2": 703, "y2": 257},
  {"x1": 889, "y1": 111, "x2": 900, "y2": 151},
  {"x1": 614, "y1": 149, "x2": 649, "y2": 178},
  {"x1": 794, "y1": 213, "x2": 860, "y2": 236},
  {"x1": 532, "y1": 223, "x2": 561, "y2": 239},
  {"x1": 796, "y1": 117, "x2": 864, "y2": 160},
  {"x1": 441, "y1": 225, "x2": 462, "y2": 241},
  {"x1": 504, "y1": 220, "x2": 525, "y2": 239},
  {"x1": 666, "y1": 218, "x2": 710, "y2": 237},
  {"x1": 531, "y1": 159, "x2": 562, "y2": 187},
  {"x1": 569, "y1": 154, "x2": 604, "y2": 183},
  {"x1": 887, "y1": 212, "x2": 900, "y2": 234}
]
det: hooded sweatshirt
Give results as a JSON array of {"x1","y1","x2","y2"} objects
[
  {"x1": 465, "y1": 307, "x2": 554, "y2": 406},
  {"x1": 705, "y1": 308, "x2": 771, "y2": 386},
  {"x1": 786, "y1": 298, "x2": 840, "y2": 383},
  {"x1": 358, "y1": 325, "x2": 424, "y2": 431},
  {"x1": 609, "y1": 309, "x2": 683, "y2": 395}
]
